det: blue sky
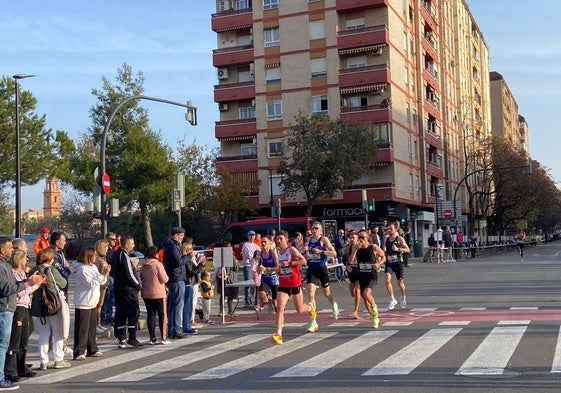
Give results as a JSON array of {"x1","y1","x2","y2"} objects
[{"x1": 3, "y1": 0, "x2": 559, "y2": 212}]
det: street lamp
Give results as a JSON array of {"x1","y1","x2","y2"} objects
[{"x1": 12, "y1": 74, "x2": 36, "y2": 237}]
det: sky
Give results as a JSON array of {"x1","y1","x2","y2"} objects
[{"x1": 2, "y1": 0, "x2": 560, "y2": 212}]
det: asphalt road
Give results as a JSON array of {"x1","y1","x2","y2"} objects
[{"x1": 20, "y1": 241, "x2": 561, "y2": 393}]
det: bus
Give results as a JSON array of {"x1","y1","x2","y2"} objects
[{"x1": 208, "y1": 217, "x2": 314, "y2": 260}]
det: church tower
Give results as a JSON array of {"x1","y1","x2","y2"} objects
[{"x1": 43, "y1": 177, "x2": 61, "y2": 218}]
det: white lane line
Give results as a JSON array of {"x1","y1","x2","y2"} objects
[
  {"x1": 99, "y1": 334, "x2": 269, "y2": 382},
  {"x1": 183, "y1": 332, "x2": 336, "y2": 380},
  {"x1": 24, "y1": 335, "x2": 217, "y2": 384},
  {"x1": 272, "y1": 330, "x2": 397, "y2": 377},
  {"x1": 363, "y1": 328, "x2": 462, "y2": 376},
  {"x1": 551, "y1": 327, "x2": 561, "y2": 373},
  {"x1": 456, "y1": 325, "x2": 526, "y2": 376}
]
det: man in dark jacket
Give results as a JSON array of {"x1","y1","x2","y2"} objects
[
  {"x1": 0, "y1": 237, "x2": 46, "y2": 390},
  {"x1": 162, "y1": 227, "x2": 186, "y2": 339},
  {"x1": 111, "y1": 235, "x2": 143, "y2": 348}
]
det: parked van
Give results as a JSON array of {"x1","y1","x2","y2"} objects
[{"x1": 208, "y1": 217, "x2": 314, "y2": 260}]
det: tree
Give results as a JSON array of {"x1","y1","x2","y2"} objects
[
  {"x1": 0, "y1": 189, "x2": 13, "y2": 234},
  {"x1": 63, "y1": 64, "x2": 178, "y2": 247},
  {"x1": 0, "y1": 77, "x2": 74, "y2": 190},
  {"x1": 277, "y1": 114, "x2": 378, "y2": 216}
]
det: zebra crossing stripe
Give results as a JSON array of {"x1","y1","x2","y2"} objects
[
  {"x1": 25, "y1": 335, "x2": 218, "y2": 384},
  {"x1": 99, "y1": 334, "x2": 270, "y2": 382},
  {"x1": 272, "y1": 330, "x2": 398, "y2": 378},
  {"x1": 456, "y1": 325, "x2": 527, "y2": 376},
  {"x1": 183, "y1": 332, "x2": 337, "y2": 380},
  {"x1": 551, "y1": 327, "x2": 561, "y2": 373},
  {"x1": 363, "y1": 328, "x2": 462, "y2": 376}
]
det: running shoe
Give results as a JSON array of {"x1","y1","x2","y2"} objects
[
  {"x1": 118, "y1": 340, "x2": 129, "y2": 349},
  {"x1": 352, "y1": 311, "x2": 359, "y2": 319},
  {"x1": 159, "y1": 339, "x2": 172, "y2": 345},
  {"x1": 271, "y1": 333, "x2": 283, "y2": 345},
  {"x1": 400, "y1": 297, "x2": 407, "y2": 310},
  {"x1": 149, "y1": 337, "x2": 158, "y2": 345},
  {"x1": 332, "y1": 302, "x2": 339, "y2": 320},
  {"x1": 387, "y1": 298, "x2": 398, "y2": 310},
  {"x1": 370, "y1": 307, "x2": 379, "y2": 329},
  {"x1": 308, "y1": 302, "x2": 317, "y2": 320},
  {"x1": 306, "y1": 319, "x2": 319, "y2": 333}
]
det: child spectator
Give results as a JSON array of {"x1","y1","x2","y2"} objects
[{"x1": 200, "y1": 270, "x2": 215, "y2": 325}]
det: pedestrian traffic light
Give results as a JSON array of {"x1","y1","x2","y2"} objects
[
  {"x1": 367, "y1": 198, "x2": 375, "y2": 212},
  {"x1": 400, "y1": 217, "x2": 406, "y2": 226}
]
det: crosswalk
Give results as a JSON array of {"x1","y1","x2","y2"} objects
[{"x1": 23, "y1": 320, "x2": 561, "y2": 385}]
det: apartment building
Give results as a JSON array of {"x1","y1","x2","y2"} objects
[{"x1": 211, "y1": 0, "x2": 491, "y2": 240}]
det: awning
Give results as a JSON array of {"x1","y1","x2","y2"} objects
[
  {"x1": 340, "y1": 82, "x2": 387, "y2": 94},
  {"x1": 215, "y1": 24, "x2": 252, "y2": 32},
  {"x1": 339, "y1": 44, "x2": 386, "y2": 55},
  {"x1": 219, "y1": 135, "x2": 255, "y2": 142}
]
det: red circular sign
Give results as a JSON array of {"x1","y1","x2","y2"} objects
[
  {"x1": 101, "y1": 173, "x2": 111, "y2": 195},
  {"x1": 443, "y1": 209, "x2": 452, "y2": 219}
]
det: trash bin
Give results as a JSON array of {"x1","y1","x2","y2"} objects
[{"x1": 413, "y1": 240, "x2": 423, "y2": 258}]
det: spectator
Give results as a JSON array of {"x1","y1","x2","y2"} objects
[
  {"x1": 33, "y1": 227, "x2": 50, "y2": 256},
  {"x1": 100, "y1": 233, "x2": 118, "y2": 326},
  {"x1": 199, "y1": 270, "x2": 214, "y2": 325},
  {"x1": 241, "y1": 231, "x2": 260, "y2": 308},
  {"x1": 73, "y1": 247, "x2": 110, "y2": 360},
  {"x1": 29, "y1": 248, "x2": 70, "y2": 370},
  {"x1": 140, "y1": 246, "x2": 170, "y2": 345},
  {"x1": 162, "y1": 227, "x2": 186, "y2": 339},
  {"x1": 48, "y1": 232, "x2": 71, "y2": 298},
  {"x1": 182, "y1": 239, "x2": 202, "y2": 335},
  {"x1": 94, "y1": 239, "x2": 110, "y2": 333}
]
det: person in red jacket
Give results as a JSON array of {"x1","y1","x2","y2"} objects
[{"x1": 33, "y1": 227, "x2": 50, "y2": 256}]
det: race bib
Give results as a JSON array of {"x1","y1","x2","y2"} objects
[{"x1": 359, "y1": 263, "x2": 373, "y2": 272}]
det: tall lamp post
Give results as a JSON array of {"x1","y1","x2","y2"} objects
[
  {"x1": 12, "y1": 74, "x2": 36, "y2": 237},
  {"x1": 99, "y1": 95, "x2": 197, "y2": 237}
]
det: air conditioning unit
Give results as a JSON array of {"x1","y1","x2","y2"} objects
[
  {"x1": 219, "y1": 103, "x2": 229, "y2": 111},
  {"x1": 372, "y1": 46, "x2": 384, "y2": 55},
  {"x1": 219, "y1": 0, "x2": 232, "y2": 11},
  {"x1": 251, "y1": 99, "x2": 256, "y2": 106},
  {"x1": 217, "y1": 68, "x2": 229, "y2": 80}
]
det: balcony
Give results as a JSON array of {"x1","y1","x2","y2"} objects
[
  {"x1": 339, "y1": 64, "x2": 390, "y2": 88},
  {"x1": 336, "y1": 0, "x2": 388, "y2": 12},
  {"x1": 211, "y1": 7, "x2": 253, "y2": 33},
  {"x1": 214, "y1": 80, "x2": 255, "y2": 102},
  {"x1": 422, "y1": 34, "x2": 438, "y2": 59},
  {"x1": 340, "y1": 104, "x2": 392, "y2": 124},
  {"x1": 372, "y1": 144, "x2": 393, "y2": 164},
  {"x1": 213, "y1": 45, "x2": 254, "y2": 67},
  {"x1": 426, "y1": 159, "x2": 443, "y2": 179},
  {"x1": 424, "y1": 128, "x2": 442, "y2": 150},
  {"x1": 337, "y1": 25, "x2": 388, "y2": 51},
  {"x1": 420, "y1": 1, "x2": 437, "y2": 31},
  {"x1": 215, "y1": 118, "x2": 257, "y2": 140}
]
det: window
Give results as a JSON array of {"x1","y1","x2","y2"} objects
[
  {"x1": 311, "y1": 95, "x2": 328, "y2": 113},
  {"x1": 234, "y1": 0, "x2": 249, "y2": 9},
  {"x1": 239, "y1": 106, "x2": 255, "y2": 119},
  {"x1": 263, "y1": 0, "x2": 278, "y2": 10},
  {"x1": 309, "y1": 20, "x2": 325, "y2": 40},
  {"x1": 372, "y1": 122, "x2": 392, "y2": 144},
  {"x1": 311, "y1": 58, "x2": 326, "y2": 77},
  {"x1": 267, "y1": 100, "x2": 282, "y2": 120},
  {"x1": 347, "y1": 56, "x2": 366, "y2": 68},
  {"x1": 265, "y1": 66, "x2": 281, "y2": 83},
  {"x1": 241, "y1": 143, "x2": 257, "y2": 156},
  {"x1": 264, "y1": 27, "x2": 279, "y2": 47},
  {"x1": 345, "y1": 95, "x2": 367, "y2": 107},
  {"x1": 345, "y1": 18, "x2": 365, "y2": 29},
  {"x1": 408, "y1": 135, "x2": 412, "y2": 156},
  {"x1": 268, "y1": 139, "x2": 283, "y2": 157}
]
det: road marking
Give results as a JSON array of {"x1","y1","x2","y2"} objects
[
  {"x1": 551, "y1": 327, "x2": 561, "y2": 373},
  {"x1": 25, "y1": 335, "x2": 218, "y2": 384},
  {"x1": 183, "y1": 332, "x2": 336, "y2": 380},
  {"x1": 272, "y1": 330, "x2": 397, "y2": 377},
  {"x1": 439, "y1": 321, "x2": 471, "y2": 326},
  {"x1": 363, "y1": 328, "x2": 462, "y2": 376},
  {"x1": 497, "y1": 320, "x2": 530, "y2": 325},
  {"x1": 456, "y1": 325, "x2": 526, "y2": 375},
  {"x1": 98, "y1": 334, "x2": 269, "y2": 382},
  {"x1": 383, "y1": 321, "x2": 413, "y2": 327},
  {"x1": 510, "y1": 307, "x2": 538, "y2": 310},
  {"x1": 460, "y1": 307, "x2": 486, "y2": 311}
]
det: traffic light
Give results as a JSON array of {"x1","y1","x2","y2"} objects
[
  {"x1": 400, "y1": 217, "x2": 406, "y2": 226},
  {"x1": 367, "y1": 198, "x2": 375, "y2": 212}
]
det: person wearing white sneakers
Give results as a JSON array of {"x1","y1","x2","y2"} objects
[
  {"x1": 271, "y1": 231, "x2": 309, "y2": 345},
  {"x1": 304, "y1": 222, "x2": 338, "y2": 333},
  {"x1": 348, "y1": 230, "x2": 386, "y2": 328},
  {"x1": 384, "y1": 221, "x2": 410, "y2": 310}
]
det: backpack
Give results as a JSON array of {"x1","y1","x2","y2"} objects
[{"x1": 41, "y1": 285, "x2": 62, "y2": 318}]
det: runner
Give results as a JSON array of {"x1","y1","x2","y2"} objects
[
  {"x1": 305, "y1": 221, "x2": 339, "y2": 333},
  {"x1": 271, "y1": 230, "x2": 309, "y2": 345},
  {"x1": 384, "y1": 222, "x2": 410, "y2": 310},
  {"x1": 348, "y1": 229, "x2": 385, "y2": 328},
  {"x1": 342, "y1": 231, "x2": 361, "y2": 319},
  {"x1": 515, "y1": 230, "x2": 526, "y2": 262}
]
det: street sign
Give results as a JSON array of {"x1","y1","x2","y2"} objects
[
  {"x1": 101, "y1": 173, "x2": 111, "y2": 195},
  {"x1": 443, "y1": 209, "x2": 452, "y2": 219}
]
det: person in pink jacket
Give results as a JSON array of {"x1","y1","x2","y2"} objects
[{"x1": 140, "y1": 246, "x2": 170, "y2": 345}]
